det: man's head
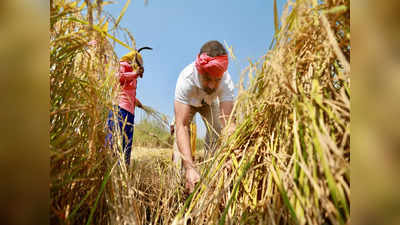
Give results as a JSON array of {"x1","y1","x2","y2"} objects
[
  {"x1": 199, "y1": 40, "x2": 227, "y2": 57},
  {"x1": 196, "y1": 40, "x2": 228, "y2": 94}
]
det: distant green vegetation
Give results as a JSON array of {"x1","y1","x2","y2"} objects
[
  {"x1": 133, "y1": 118, "x2": 172, "y2": 148},
  {"x1": 133, "y1": 118, "x2": 205, "y2": 151}
]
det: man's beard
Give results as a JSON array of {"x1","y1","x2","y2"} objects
[{"x1": 203, "y1": 87, "x2": 216, "y2": 94}]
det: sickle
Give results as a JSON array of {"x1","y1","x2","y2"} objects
[
  {"x1": 134, "y1": 46, "x2": 153, "y2": 69},
  {"x1": 138, "y1": 46, "x2": 153, "y2": 52}
]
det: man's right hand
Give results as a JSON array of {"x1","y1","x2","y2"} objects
[{"x1": 185, "y1": 166, "x2": 200, "y2": 193}]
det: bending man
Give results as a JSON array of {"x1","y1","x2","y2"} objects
[{"x1": 174, "y1": 40, "x2": 235, "y2": 193}]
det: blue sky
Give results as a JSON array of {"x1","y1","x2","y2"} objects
[{"x1": 105, "y1": 0, "x2": 287, "y2": 138}]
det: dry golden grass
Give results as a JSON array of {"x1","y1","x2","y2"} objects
[{"x1": 132, "y1": 147, "x2": 172, "y2": 161}]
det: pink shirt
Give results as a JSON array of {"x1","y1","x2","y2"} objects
[{"x1": 117, "y1": 61, "x2": 139, "y2": 114}]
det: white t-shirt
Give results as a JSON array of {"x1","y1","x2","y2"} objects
[{"x1": 175, "y1": 62, "x2": 235, "y2": 107}]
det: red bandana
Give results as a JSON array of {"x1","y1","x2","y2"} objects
[{"x1": 195, "y1": 53, "x2": 228, "y2": 78}]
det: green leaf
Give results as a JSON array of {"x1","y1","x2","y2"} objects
[
  {"x1": 85, "y1": 164, "x2": 114, "y2": 225},
  {"x1": 322, "y1": 5, "x2": 348, "y2": 15}
]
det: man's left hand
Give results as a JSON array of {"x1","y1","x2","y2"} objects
[{"x1": 223, "y1": 123, "x2": 236, "y2": 137}]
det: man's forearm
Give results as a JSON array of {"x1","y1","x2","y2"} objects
[
  {"x1": 176, "y1": 124, "x2": 194, "y2": 168},
  {"x1": 219, "y1": 101, "x2": 234, "y2": 128},
  {"x1": 219, "y1": 114, "x2": 229, "y2": 128}
]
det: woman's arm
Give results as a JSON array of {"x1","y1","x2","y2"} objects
[
  {"x1": 118, "y1": 63, "x2": 141, "y2": 81},
  {"x1": 135, "y1": 98, "x2": 143, "y2": 108}
]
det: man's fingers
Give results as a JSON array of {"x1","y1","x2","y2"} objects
[
  {"x1": 185, "y1": 182, "x2": 190, "y2": 191},
  {"x1": 191, "y1": 179, "x2": 200, "y2": 192},
  {"x1": 186, "y1": 179, "x2": 199, "y2": 193},
  {"x1": 185, "y1": 167, "x2": 200, "y2": 193},
  {"x1": 186, "y1": 181, "x2": 194, "y2": 193}
]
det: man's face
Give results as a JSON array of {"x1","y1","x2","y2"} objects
[{"x1": 198, "y1": 72, "x2": 222, "y2": 94}]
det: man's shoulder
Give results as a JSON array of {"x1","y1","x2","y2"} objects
[
  {"x1": 220, "y1": 71, "x2": 234, "y2": 88},
  {"x1": 217, "y1": 71, "x2": 235, "y2": 99},
  {"x1": 179, "y1": 62, "x2": 196, "y2": 79},
  {"x1": 222, "y1": 71, "x2": 233, "y2": 81},
  {"x1": 176, "y1": 62, "x2": 197, "y2": 90},
  {"x1": 177, "y1": 62, "x2": 197, "y2": 88}
]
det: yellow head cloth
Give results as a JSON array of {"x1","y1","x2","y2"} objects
[{"x1": 120, "y1": 50, "x2": 143, "y2": 63}]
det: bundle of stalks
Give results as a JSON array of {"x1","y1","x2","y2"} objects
[
  {"x1": 173, "y1": 0, "x2": 350, "y2": 224},
  {"x1": 50, "y1": 0, "x2": 156, "y2": 224},
  {"x1": 111, "y1": 150, "x2": 187, "y2": 225},
  {"x1": 50, "y1": 1, "x2": 115, "y2": 224},
  {"x1": 140, "y1": 105, "x2": 170, "y2": 129}
]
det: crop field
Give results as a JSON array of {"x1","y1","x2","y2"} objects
[{"x1": 50, "y1": 0, "x2": 350, "y2": 224}]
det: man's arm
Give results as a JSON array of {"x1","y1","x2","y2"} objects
[
  {"x1": 219, "y1": 101, "x2": 234, "y2": 128},
  {"x1": 218, "y1": 71, "x2": 235, "y2": 128},
  {"x1": 174, "y1": 101, "x2": 195, "y2": 169},
  {"x1": 174, "y1": 100, "x2": 200, "y2": 192}
]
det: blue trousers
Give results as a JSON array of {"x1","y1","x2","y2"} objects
[{"x1": 106, "y1": 106, "x2": 135, "y2": 165}]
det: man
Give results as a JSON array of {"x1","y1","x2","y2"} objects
[{"x1": 174, "y1": 40, "x2": 235, "y2": 193}]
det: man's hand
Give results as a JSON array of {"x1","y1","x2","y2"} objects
[
  {"x1": 185, "y1": 166, "x2": 200, "y2": 193},
  {"x1": 223, "y1": 123, "x2": 236, "y2": 137},
  {"x1": 219, "y1": 101, "x2": 234, "y2": 128}
]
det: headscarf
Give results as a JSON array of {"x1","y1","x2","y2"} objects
[
  {"x1": 195, "y1": 53, "x2": 229, "y2": 78},
  {"x1": 120, "y1": 47, "x2": 152, "y2": 71},
  {"x1": 120, "y1": 50, "x2": 143, "y2": 64}
]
